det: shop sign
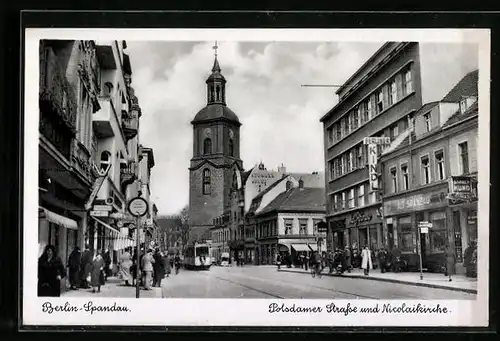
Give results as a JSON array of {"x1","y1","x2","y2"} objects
[
  {"x1": 448, "y1": 176, "x2": 478, "y2": 205},
  {"x1": 348, "y1": 211, "x2": 373, "y2": 226},
  {"x1": 384, "y1": 190, "x2": 447, "y2": 216},
  {"x1": 367, "y1": 143, "x2": 378, "y2": 191},
  {"x1": 467, "y1": 215, "x2": 477, "y2": 225},
  {"x1": 90, "y1": 210, "x2": 108, "y2": 217}
]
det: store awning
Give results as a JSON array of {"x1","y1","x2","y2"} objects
[
  {"x1": 291, "y1": 244, "x2": 310, "y2": 252},
  {"x1": 308, "y1": 244, "x2": 318, "y2": 251},
  {"x1": 39, "y1": 207, "x2": 78, "y2": 230},
  {"x1": 278, "y1": 244, "x2": 289, "y2": 252},
  {"x1": 91, "y1": 216, "x2": 121, "y2": 234}
]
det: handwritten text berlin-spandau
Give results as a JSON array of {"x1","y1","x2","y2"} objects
[
  {"x1": 269, "y1": 302, "x2": 449, "y2": 316},
  {"x1": 42, "y1": 301, "x2": 130, "y2": 315}
]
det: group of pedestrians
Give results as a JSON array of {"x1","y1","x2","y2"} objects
[
  {"x1": 118, "y1": 247, "x2": 182, "y2": 290},
  {"x1": 38, "y1": 244, "x2": 113, "y2": 297}
]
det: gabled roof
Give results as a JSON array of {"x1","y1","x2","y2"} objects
[
  {"x1": 241, "y1": 167, "x2": 254, "y2": 185},
  {"x1": 246, "y1": 176, "x2": 290, "y2": 216},
  {"x1": 288, "y1": 172, "x2": 325, "y2": 188},
  {"x1": 258, "y1": 187, "x2": 326, "y2": 216},
  {"x1": 442, "y1": 70, "x2": 479, "y2": 103}
]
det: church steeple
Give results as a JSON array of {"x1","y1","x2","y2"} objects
[{"x1": 206, "y1": 41, "x2": 226, "y2": 105}]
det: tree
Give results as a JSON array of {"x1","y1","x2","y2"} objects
[{"x1": 179, "y1": 205, "x2": 190, "y2": 250}]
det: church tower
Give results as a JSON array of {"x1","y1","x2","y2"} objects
[{"x1": 188, "y1": 42, "x2": 243, "y2": 231}]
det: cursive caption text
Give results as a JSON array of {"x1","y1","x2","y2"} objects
[{"x1": 42, "y1": 301, "x2": 130, "y2": 315}]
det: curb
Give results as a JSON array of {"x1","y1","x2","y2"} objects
[{"x1": 278, "y1": 269, "x2": 477, "y2": 294}]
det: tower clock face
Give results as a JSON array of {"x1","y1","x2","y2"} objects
[
  {"x1": 229, "y1": 129, "x2": 234, "y2": 139},
  {"x1": 204, "y1": 128, "x2": 212, "y2": 138}
]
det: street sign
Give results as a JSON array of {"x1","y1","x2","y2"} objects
[
  {"x1": 420, "y1": 227, "x2": 429, "y2": 234},
  {"x1": 418, "y1": 221, "x2": 433, "y2": 228},
  {"x1": 84, "y1": 164, "x2": 112, "y2": 211},
  {"x1": 127, "y1": 197, "x2": 149, "y2": 217},
  {"x1": 90, "y1": 210, "x2": 109, "y2": 217},
  {"x1": 317, "y1": 221, "x2": 328, "y2": 233},
  {"x1": 363, "y1": 137, "x2": 391, "y2": 145},
  {"x1": 93, "y1": 205, "x2": 113, "y2": 211}
]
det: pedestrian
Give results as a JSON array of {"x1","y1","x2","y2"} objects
[
  {"x1": 444, "y1": 244, "x2": 456, "y2": 282},
  {"x1": 174, "y1": 252, "x2": 181, "y2": 275},
  {"x1": 119, "y1": 247, "x2": 133, "y2": 286},
  {"x1": 463, "y1": 240, "x2": 477, "y2": 278},
  {"x1": 344, "y1": 246, "x2": 352, "y2": 273},
  {"x1": 164, "y1": 252, "x2": 172, "y2": 278},
  {"x1": 67, "y1": 246, "x2": 81, "y2": 290},
  {"x1": 276, "y1": 253, "x2": 282, "y2": 271},
  {"x1": 141, "y1": 248, "x2": 155, "y2": 290},
  {"x1": 38, "y1": 245, "x2": 66, "y2": 297},
  {"x1": 103, "y1": 249, "x2": 112, "y2": 282},
  {"x1": 378, "y1": 248, "x2": 388, "y2": 273},
  {"x1": 79, "y1": 244, "x2": 93, "y2": 289},
  {"x1": 153, "y1": 248, "x2": 165, "y2": 287},
  {"x1": 304, "y1": 253, "x2": 309, "y2": 271},
  {"x1": 90, "y1": 250, "x2": 105, "y2": 293},
  {"x1": 361, "y1": 245, "x2": 373, "y2": 276}
]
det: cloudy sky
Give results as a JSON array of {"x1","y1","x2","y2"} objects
[{"x1": 125, "y1": 41, "x2": 478, "y2": 215}]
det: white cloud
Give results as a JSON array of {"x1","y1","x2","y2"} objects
[{"x1": 125, "y1": 41, "x2": 476, "y2": 215}]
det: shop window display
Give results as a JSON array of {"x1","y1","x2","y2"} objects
[
  {"x1": 398, "y1": 216, "x2": 414, "y2": 252},
  {"x1": 430, "y1": 212, "x2": 447, "y2": 253}
]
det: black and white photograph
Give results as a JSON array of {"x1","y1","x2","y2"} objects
[{"x1": 23, "y1": 28, "x2": 490, "y2": 327}]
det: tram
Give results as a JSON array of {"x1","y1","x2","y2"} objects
[{"x1": 183, "y1": 242, "x2": 212, "y2": 270}]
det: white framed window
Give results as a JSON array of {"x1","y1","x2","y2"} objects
[
  {"x1": 390, "y1": 167, "x2": 397, "y2": 193},
  {"x1": 389, "y1": 79, "x2": 397, "y2": 105},
  {"x1": 377, "y1": 89, "x2": 384, "y2": 113},
  {"x1": 404, "y1": 69, "x2": 413, "y2": 95},
  {"x1": 356, "y1": 145, "x2": 364, "y2": 168},
  {"x1": 352, "y1": 107, "x2": 360, "y2": 130},
  {"x1": 284, "y1": 219, "x2": 293, "y2": 235},
  {"x1": 367, "y1": 99, "x2": 373, "y2": 120},
  {"x1": 391, "y1": 125, "x2": 399, "y2": 139},
  {"x1": 335, "y1": 123, "x2": 342, "y2": 140},
  {"x1": 358, "y1": 184, "x2": 365, "y2": 207},
  {"x1": 369, "y1": 191, "x2": 377, "y2": 204},
  {"x1": 348, "y1": 189, "x2": 355, "y2": 208},
  {"x1": 435, "y1": 149, "x2": 445, "y2": 180},
  {"x1": 299, "y1": 220, "x2": 307, "y2": 235},
  {"x1": 329, "y1": 161, "x2": 335, "y2": 180},
  {"x1": 360, "y1": 102, "x2": 367, "y2": 124},
  {"x1": 401, "y1": 163, "x2": 409, "y2": 190},
  {"x1": 347, "y1": 151, "x2": 353, "y2": 172},
  {"x1": 333, "y1": 194, "x2": 339, "y2": 211},
  {"x1": 424, "y1": 113, "x2": 431, "y2": 132},
  {"x1": 344, "y1": 116, "x2": 350, "y2": 135},
  {"x1": 338, "y1": 157, "x2": 344, "y2": 176},
  {"x1": 341, "y1": 192, "x2": 346, "y2": 210},
  {"x1": 421, "y1": 155, "x2": 431, "y2": 185}
]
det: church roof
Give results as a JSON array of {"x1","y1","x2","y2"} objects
[
  {"x1": 206, "y1": 57, "x2": 226, "y2": 82},
  {"x1": 192, "y1": 104, "x2": 241, "y2": 125}
]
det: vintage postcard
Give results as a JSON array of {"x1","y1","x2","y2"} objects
[{"x1": 23, "y1": 28, "x2": 490, "y2": 327}]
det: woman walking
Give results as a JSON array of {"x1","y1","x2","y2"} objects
[
  {"x1": 141, "y1": 249, "x2": 155, "y2": 290},
  {"x1": 119, "y1": 247, "x2": 133, "y2": 286},
  {"x1": 444, "y1": 245, "x2": 456, "y2": 282},
  {"x1": 361, "y1": 245, "x2": 373, "y2": 276},
  {"x1": 38, "y1": 245, "x2": 66, "y2": 297},
  {"x1": 90, "y1": 250, "x2": 105, "y2": 293}
]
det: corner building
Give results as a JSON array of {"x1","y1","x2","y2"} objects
[{"x1": 189, "y1": 54, "x2": 244, "y2": 238}]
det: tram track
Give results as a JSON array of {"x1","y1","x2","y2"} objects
[{"x1": 203, "y1": 270, "x2": 378, "y2": 299}]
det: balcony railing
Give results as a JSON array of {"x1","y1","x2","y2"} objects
[{"x1": 122, "y1": 114, "x2": 138, "y2": 141}]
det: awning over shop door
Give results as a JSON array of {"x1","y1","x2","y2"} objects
[
  {"x1": 291, "y1": 244, "x2": 310, "y2": 252},
  {"x1": 308, "y1": 244, "x2": 318, "y2": 251},
  {"x1": 278, "y1": 244, "x2": 289, "y2": 252},
  {"x1": 91, "y1": 216, "x2": 121, "y2": 234},
  {"x1": 39, "y1": 207, "x2": 78, "y2": 230}
]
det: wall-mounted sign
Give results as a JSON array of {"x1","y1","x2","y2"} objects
[
  {"x1": 93, "y1": 205, "x2": 113, "y2": 211},
  {"x1": 348, "y1": 211, "x2": 373, "y2": 226},
  {"x1": 448, "y1": 176, "x2": 478, "y2": 205},
  {"x1": 363, "y1": 137, "x2": 391, "y2": 145},
  {"x1": 90, "y1": 210, "x2": 109, "y2": 217},
  {"x1": 384, "y1": 189, "x2": 447, "y2": 216},
  {"x1": 367, "y1": 143, "x2": 378, "y2": 191}
]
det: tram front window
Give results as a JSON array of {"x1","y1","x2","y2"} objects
[{"x1": 196, "y1": 246, "x2": 209, "y2": 256}]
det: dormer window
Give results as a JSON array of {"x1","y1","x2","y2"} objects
[
  {"x1": 460, "y1": 96, "x2": 477, "y2": 113},
  {"x1": 423, "y1": 113, "x2": 431, "y2": 132}
]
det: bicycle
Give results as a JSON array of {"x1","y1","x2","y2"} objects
[{"x1": 310, "y1": 263, "x2": 323, "y2": 278}]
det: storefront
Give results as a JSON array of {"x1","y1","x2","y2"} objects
[
  {"x1": 328, "y1": 206, "x2": 383, "y2": 253},
  {"x1": 383, "y1": 183, "x2": 450, "y2": 272}
]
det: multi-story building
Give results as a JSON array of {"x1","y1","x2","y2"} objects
[
  {"x1": 38, "y1": 39, "x2": 151, "y2": 284},
  {"x1": 253, "y1": 180, "x2": 326, "y2": 265},
  {"x1": 137, "y1": 145, "x2": 156, "y2": 247},
  {"x1": 319, "y1": 42, "x2": 477, "y2": 254},
  {"x1": 379, "y1": 70, "x2": 478, "y2": 273},
  {"x1": 38, "y1": 40, "x2": 100, "y2": 266}
]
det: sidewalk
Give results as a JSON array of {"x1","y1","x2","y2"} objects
[
  {"x1": 62, "y1": 277, "x2": 162, "y2": 298},
  {"x1": 278, "y1": 266, "x2": 477, "y2": 294}
]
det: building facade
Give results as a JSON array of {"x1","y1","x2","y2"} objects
[
  {"x1": 319, "y1": 42, "x2": 478, "y2": 256},
  {"x1": 320, "y1": 42, "x2": 423, "y2": 253},
  {"x1": 188, "y1": 51, "x2": 244, "y2": 244},
  {"x1": 38, "y1": 40, "x2": 150, "y2": 292},
  {"x1": 380, "y1": 70, "x2": 478, "y2": 273}
]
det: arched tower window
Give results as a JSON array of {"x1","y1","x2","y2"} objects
[
  {"x1": 100, "y1": 151, "x2": 111, "y2": 172},
  {"x1": 203, "y1": 168, "x2": 211, "y2": 195},
  {"x1": 216, "y1": 85, "x2": 221, "y2": 101},
  {"x1": 209, "y1": 85, "x2": 214, "y2": 102},
  {"x1": 203, "y1": 138, "x2": 212, "y2": 155},
  {"x1": 228, "y1": 139, "x2": 234, "y2": 157}
]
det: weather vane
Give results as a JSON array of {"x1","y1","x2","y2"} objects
[{"x1": 213, "y1": 40, "x2": 218, "y2": 57}]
